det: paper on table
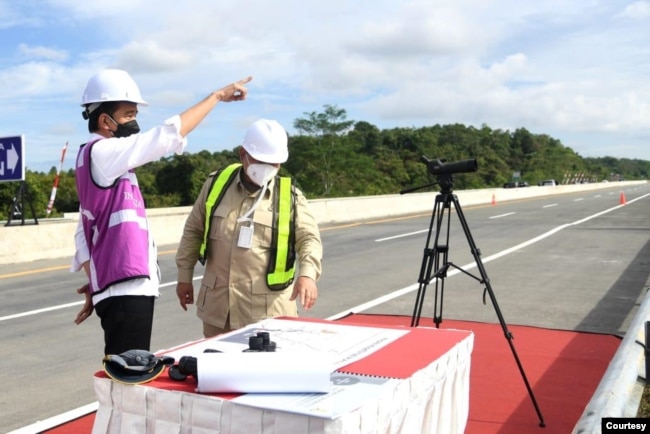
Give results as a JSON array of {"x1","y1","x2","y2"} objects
[
  {"x1": 162, "y1": 318, "x2": 409, "y2": 371},
  {"x1": 231, "y1": 372, "x2": 398, "y2": 419},
  {"x1": 195, "y1": 351, "x2": 333, "y2": 393}
]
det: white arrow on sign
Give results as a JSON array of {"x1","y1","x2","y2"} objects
[{"x1": 6, "y1": 143, "x2": 19, "y2": 172}]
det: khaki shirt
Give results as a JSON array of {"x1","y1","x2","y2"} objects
[{"x1": 176, "y1": 169, "x2": 323, "y2": 329}]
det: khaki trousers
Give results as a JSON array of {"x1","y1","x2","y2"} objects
[{"x1": 202, "y1": 313, "x2": 231, "y2": 338}]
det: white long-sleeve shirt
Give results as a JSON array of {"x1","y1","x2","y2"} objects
[{"x1": 72, "y1": 115, "x2": 187, "y2": 305}]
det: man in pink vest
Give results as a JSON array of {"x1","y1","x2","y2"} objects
[{"x1": 72, "y1": 69, "x2": 251, "y2": 355}]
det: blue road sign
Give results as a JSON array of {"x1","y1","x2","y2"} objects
[{"x1": 0, "y1": 135, "x2": 25, "y2": 182}]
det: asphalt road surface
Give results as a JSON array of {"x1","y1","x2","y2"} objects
[{"x1": 1, "y1": 183, "x2": 648, "y2": 432}]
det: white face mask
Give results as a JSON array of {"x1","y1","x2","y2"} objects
[{"x1": 246, "y1": 160, "x2": 279, "y2": 186}]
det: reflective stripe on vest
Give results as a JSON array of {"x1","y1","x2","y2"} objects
[
  {"x1": 266, "y1": 176, "x2": 296, "y2": 290},
  {"x1": 199, "y1": 163, "x2": 296, "y2": 290},
  {"x1": 199, "y1": 163, "x2": 240, "y2": 264}
]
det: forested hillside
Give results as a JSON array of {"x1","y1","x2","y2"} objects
[{"x1": 1, "y1": 105, "x2": 647, "y2": 220}]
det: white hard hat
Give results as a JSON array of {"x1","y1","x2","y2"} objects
[
  {"x1": 81, "y1": 69, "x2": 147, "y2": 116},
  {"x1": 242, "y1": 119, "x2": 288, "y2": 163}
]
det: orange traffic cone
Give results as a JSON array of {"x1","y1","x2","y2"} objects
[
  {"x1": 491, "y1": 194, "x2": 496, "y2": 205},
  {"x1": 619, "y1": 192, "x2": 627, "y2": 205}
]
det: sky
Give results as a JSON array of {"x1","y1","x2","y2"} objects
[{"x1": 0, "y1": 0, "x2": 649, "y2": 174}]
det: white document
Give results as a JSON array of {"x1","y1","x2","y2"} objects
[
  {"x1": 195, "y1": 352, "x2": 333, "y2": 393},
  {"x1": 231, "y1": 372, "x2": 398, "y2": 419}
]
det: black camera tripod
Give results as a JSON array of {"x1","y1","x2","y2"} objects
[{"x1": 402, "y1": 167, "x2": 545, "y2": 428}]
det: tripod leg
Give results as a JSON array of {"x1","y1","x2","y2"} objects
[
  {"x1": 411, "y1": 199, "x2": 441, "y2": 327},
  {"x1": 451, "y1": 195, "x2": 546, "y2": 427},
  {"x1": 432, "y1": 198, "x2": 452, "y2": 328}
]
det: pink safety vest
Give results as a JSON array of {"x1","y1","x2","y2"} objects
[{"x1": 75, "y1": 139, "x2": 150, "y2": 294}]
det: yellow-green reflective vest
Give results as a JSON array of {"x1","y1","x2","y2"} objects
[{"x1": 199, "y1": 163, "x2": 296, "y2": 290}]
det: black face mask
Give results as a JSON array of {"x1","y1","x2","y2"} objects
[{"x1": 108, "y1": 116, "x2": 140, "y2": 138}]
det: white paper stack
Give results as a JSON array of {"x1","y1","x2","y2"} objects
[{"x1": 195, "y1": 352, "x2": 334, "y2": 393}]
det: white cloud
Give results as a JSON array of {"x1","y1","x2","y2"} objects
[
  {"x1": 617, "y1": 1, "x2": 650, "y2": 19},
  {"x1": 115, "y1": 40, "x2": 196, "y2": 73},
  {"x1": 18, "y1": 44, "x2": 68, "y2": 62},
  {"x1": 0, "y1": 62, "x2": 77, "y2": 99}
]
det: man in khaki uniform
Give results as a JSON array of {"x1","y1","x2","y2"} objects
[{"x1": 175, "y1": 119, "x2": 323, "y2": 337}]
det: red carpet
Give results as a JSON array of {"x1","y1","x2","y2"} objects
[
  {"x1": 340, "y1": 314, "x2": 621, "y2": 433},
  {"x1": 44, "y1": 314, "x2": 620, "y2": 434}
]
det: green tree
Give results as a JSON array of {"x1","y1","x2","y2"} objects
[
  {"x1": 292, "y1": 104, "x2": 355, "y2": 196},
  {"x1": 293, "y1": 104, "x2": 354, "y2": 137},
  {"x1": 1, "y1": 107, "x2": 647, "y2": 218}
]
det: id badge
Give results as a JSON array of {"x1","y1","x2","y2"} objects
[{"x1": 237, "y1": 225, "x2": 253, "y2": 249}]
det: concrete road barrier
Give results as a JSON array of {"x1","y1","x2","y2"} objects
[{"x1": 0, "y1": 181, "x2": 643, "y2": 266}]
